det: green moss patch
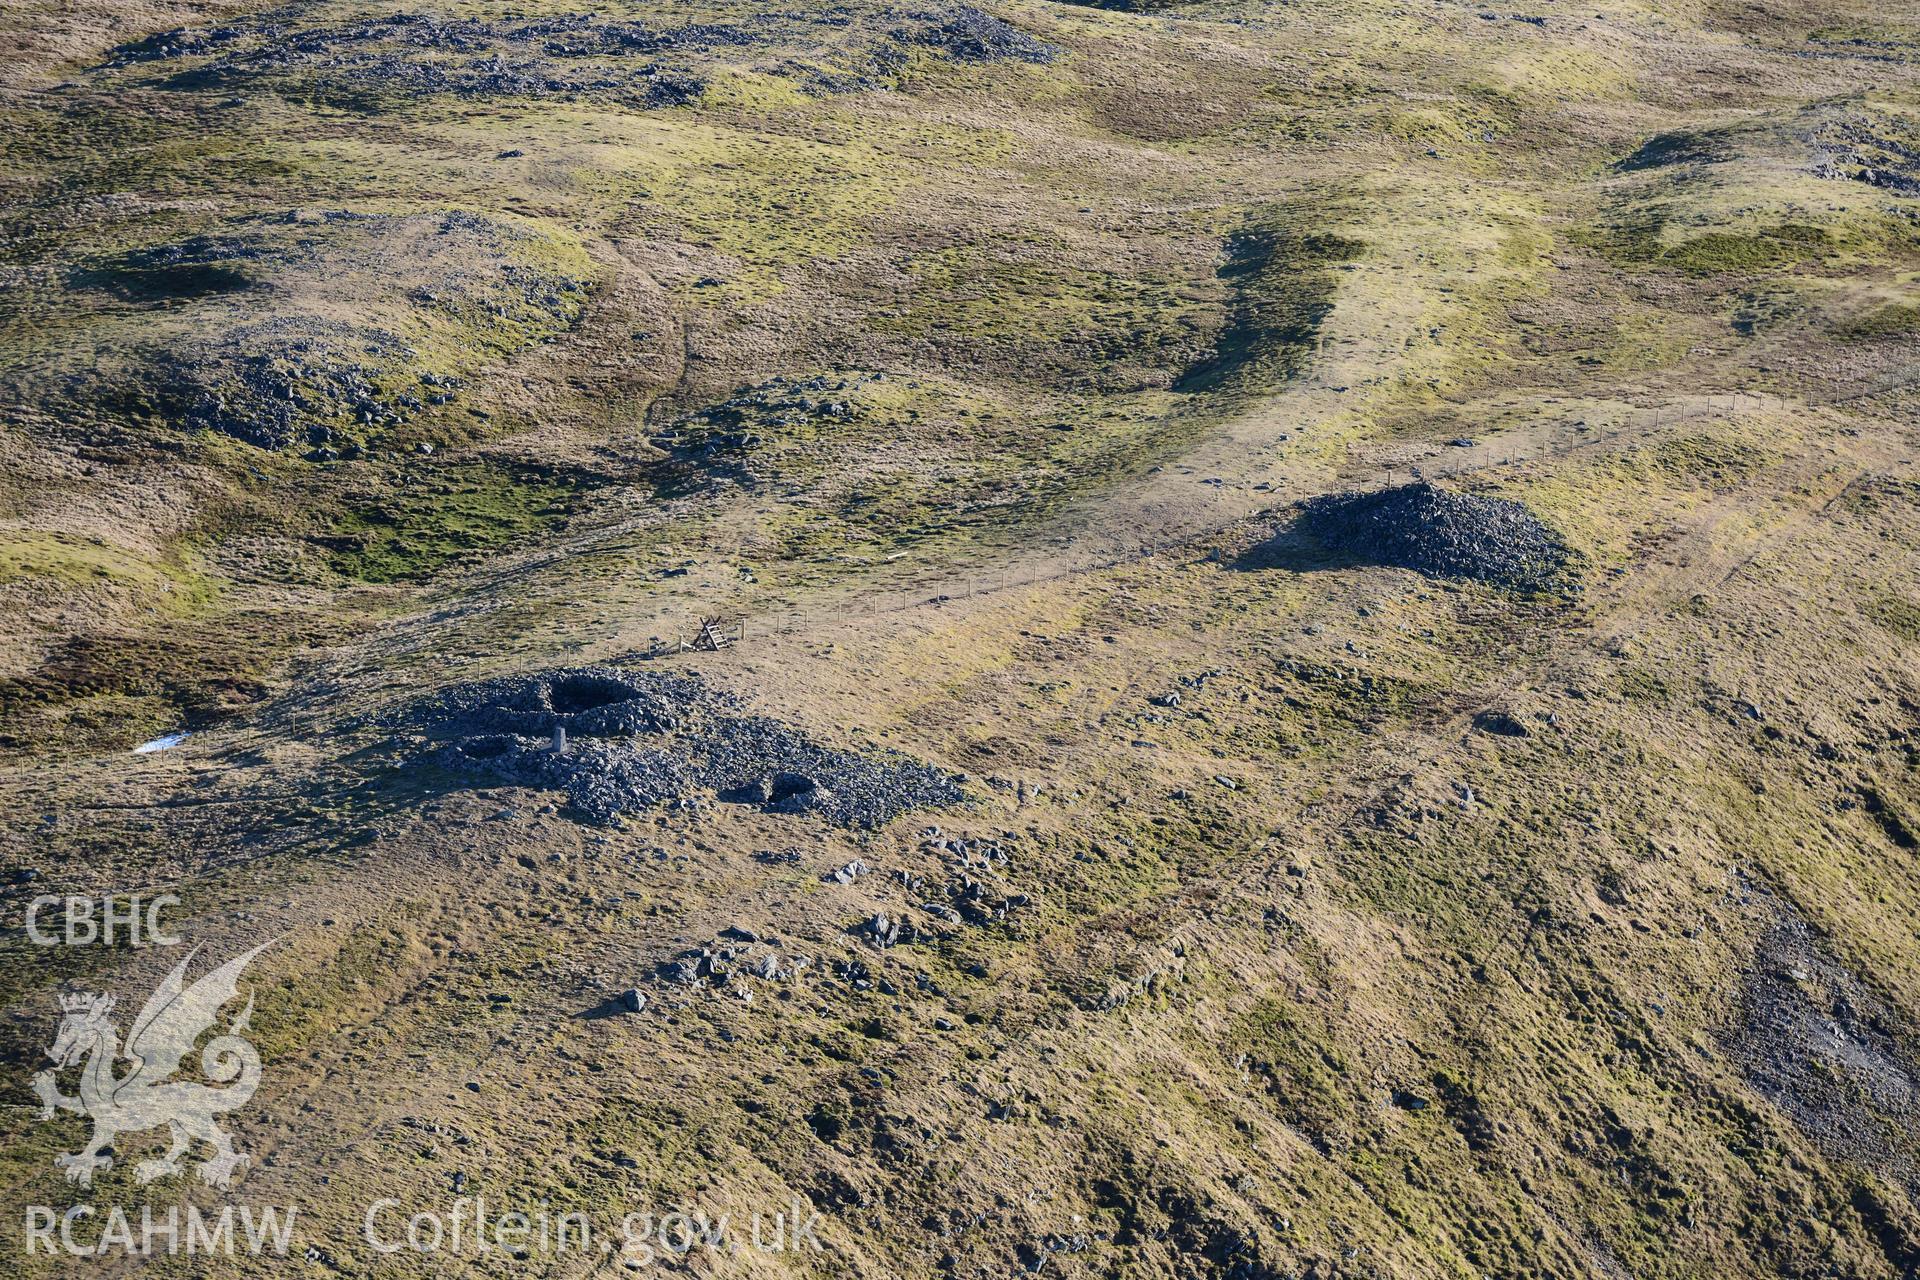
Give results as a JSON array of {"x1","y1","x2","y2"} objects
[
  {"x1": 1867, "y1": 595, "x2": 1920, "y2": 643},
  {"x1": 1646, "y1": 433, "x2": 1771, "y2": 484},
  {"x1": 318, "y1": 459, "x2": 584, "y2": 583},
  {"x1": 1838, "y1": 303, "x2": 1920, "y2": 341},
  {"x1": 1596, "y1": 210, "x2": 1839, "y2": 277},
  {"x1": 1176, "y1": 204, "x2": 1364, "y2": 395}
]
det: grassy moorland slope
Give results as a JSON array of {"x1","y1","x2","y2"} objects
[{"x1": 1, "y1": 0, "x2": 1919, "y2": 1276}]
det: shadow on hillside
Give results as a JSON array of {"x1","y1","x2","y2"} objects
[{"x1": 1227, "y1": 526, "x2": 1361, "y2": 575}]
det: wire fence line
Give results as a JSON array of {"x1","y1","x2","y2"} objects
[{"x1": 657, "y1": 362, "x2": 1920, "y2": 649}]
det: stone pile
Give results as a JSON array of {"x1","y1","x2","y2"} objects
[
  {"x1": 1291, "y1": 481, "x2": 1569, "y2": 592},
  {"x1": 413, "y1": 665, "x2": 964, "y2": 827}
]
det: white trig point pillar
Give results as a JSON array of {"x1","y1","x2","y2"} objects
[{"x1": 553, "y1": 725, "x2": 568, "y2": 756}]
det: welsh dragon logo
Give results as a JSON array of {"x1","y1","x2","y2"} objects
[{"x1": 32, "y1": 940, "x2": 275, "y2": 1191}]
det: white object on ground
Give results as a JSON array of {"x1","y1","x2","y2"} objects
[{"x1": 132, "y1": 732, "x2": 190, "y2": 754}]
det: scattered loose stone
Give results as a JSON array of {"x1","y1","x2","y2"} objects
[{"x1": 828, "y1": 858, "x2": 871, "y2": 885}]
